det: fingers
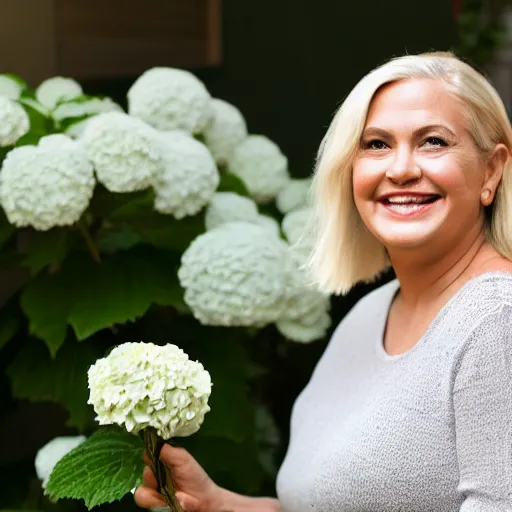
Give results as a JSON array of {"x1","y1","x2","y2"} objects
[
  {"x1": 141, "y1": 466, "x2": 158, "y2": 489},
  {"x1": 133, "y1": 485, "x2": 167, "y2": 509},
  {"x1": 159, "y1": 443, "x2": 190, "y2": 466}
]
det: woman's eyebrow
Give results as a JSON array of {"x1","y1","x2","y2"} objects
[
  {"x1": 361, "y1": 124, "x2": 457, "y2": 139},
  {"x1": 414, "y1": 124, "x2": 457, "y2": 138}
]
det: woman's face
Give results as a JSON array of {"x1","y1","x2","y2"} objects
[{"x1": 352, "y1": 78, "x2": 497, "y2": 254}]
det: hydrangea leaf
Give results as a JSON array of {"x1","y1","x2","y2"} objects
[
  {"x1": 45, "y1": 427, "x2": 144, "y2": 510},
  {"x1": 97, "y1": 229, "x2": 142, "y2": 253},
  {"x1": 107, "y1": 194, "x2": 205, "y2": 253},
  {"x1": 21, "y1": 251, "x2": 184, "y2": 351},
  {"x1": 21, "y1": 269, "x2": 71, "y2": 357},
  {"x1": 7, "y1": 339, "x2": 98, "y2": 430},
  {"x1": 217, "y1": 171, "x2": 250, "y2": 197},
  {"x1": 15, "y1": 99, "x2": 53, "y2": 145},
  {"x1": 68, "y1": 253, "x2": 183, "y2": 340},
  {"x1": 88, "y1": 185, "x2": 150, "y2": 219},
  {"x1": 22, "y1": 229, "x2": 68, "y2": 274}
]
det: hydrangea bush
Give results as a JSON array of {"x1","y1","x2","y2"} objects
[{"x1": 0, "y1": 68, "x2": 332, "y2": 511}]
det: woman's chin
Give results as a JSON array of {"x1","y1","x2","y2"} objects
[{"x1": 373, "y1": 227, "x2": 442, "y2": 251}]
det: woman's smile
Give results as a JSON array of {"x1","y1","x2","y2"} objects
[{"x1": 376, "y1": 192, "x2": 442, "y2": 217}]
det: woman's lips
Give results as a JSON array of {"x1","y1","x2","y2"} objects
[{"x1": 377, "y1": 195, "x2": 441, "y2": 217}]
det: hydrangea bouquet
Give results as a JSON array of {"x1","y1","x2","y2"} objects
[
  {"x1": 0, "y1": 68, "x2": 333, "y2": 510},
  {"x1": 40, "y1": 342, "x2": 211, "y2": 511}
]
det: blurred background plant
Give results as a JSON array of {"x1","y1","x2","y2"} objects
[{"x1": 454, "y1": 0, "x2": 512, "y2": 66}]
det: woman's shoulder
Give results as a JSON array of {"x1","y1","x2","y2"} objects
[
  {"x1": 452, "y1": 271, "x2": 512, "y2": 317},
  {"x1": 452, "y1": 273, "x2": 512, "y2": 389}
]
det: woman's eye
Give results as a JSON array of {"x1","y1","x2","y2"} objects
[
  {"x1": 423, "y1": 136, "x2": 447, "y2": 147},
  {"x1": 366, "y1": 139, "x2": 388, "y2": 150}
]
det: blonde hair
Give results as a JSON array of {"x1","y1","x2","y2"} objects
[{"x1": 309, "y1": 51, "x2": 512, "y2": 295}]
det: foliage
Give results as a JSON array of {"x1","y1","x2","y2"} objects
[
  {"x1": 45, "y1": 428, "x2": 144, "y2": 509},
  {"x1": 0, "y1": 69, "x2": 326, "y2": 510},
  {"x1": 453, "y1": 0, "x2": 512, "y2": 66}
]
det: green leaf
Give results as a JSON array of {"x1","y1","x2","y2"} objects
[
  {"x1": 22, "y1": 229, "x2": 68, "y2": 274},
  {"x1": 102, "y1": 191, "x2": 205, "y2": 252},
  {"x1": 88, "y1": 186, "x2": 150, "y2": 219},
  {"x1": 45, "y1": 427, "x2": 144, "y2": 510},
  {"x1": 22, "y1": 251, "x2": 185, "y2": 352},
  {"x1": 7, "y1": 338, "x2": 99, "y2": 429},
  {"x1": 217, "y1": 171, "x2": 250, "y2": 197},
  {"x1": 68, "y1": 252, "x2": 183, "y2": 340},
  {"x1": 97, "y1": 229, "x2": 142, "y2": 253},
  {"x1": 16, "y1": 98, "x2": 54, "y2": 145},
  {"x1": 21, "y1": 269, "x2": 71, "y2": 357}
]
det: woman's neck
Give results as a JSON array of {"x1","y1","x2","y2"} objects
[{"x1": 387, "y1": 230, "x2": 501, "y2": 308}]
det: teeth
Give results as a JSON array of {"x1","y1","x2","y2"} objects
[
  {"x1": 387, "y1": 203, "x2": 425, "y2": 213},
  {"x1": 386, "y1": 195, "x2": 435, "y2": 204}
]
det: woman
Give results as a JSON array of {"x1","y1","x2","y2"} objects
[{"x1": 135, "y1": 51, "x2": 512, "y2": 511}]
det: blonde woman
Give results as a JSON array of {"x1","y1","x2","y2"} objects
[{"x1": 135, "y1": 52, "x2": 512, "y2": 511}]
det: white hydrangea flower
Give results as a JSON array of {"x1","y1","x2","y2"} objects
[
  {"x1": 282, "y1": 207, "x2": 316, "y2": 260},
  {"x1": 53, "y1": 96, "x2": 123, "y2": 122},
  {"x1": 254, "y1": 214, "x2": 280, "y2": 236},
  {"x1": 0, "y1": 134, "x2": 95, "y2": 230},
  {"x1": 152, "y1": 131, "x2": 219, "y2": 218},
  {"x1": 81, "y1": 112, "x2": 163, "y2": 193},
  {"x1": 275, "y1": 249, "x2": 331, "y2": 343},
  {"x1": 178, "y1": 222, "x2": 288, "y2": 326},
  {"x1": 0, "y1": 97, "x2": 29, "y2": 147},
  {"x1": 0, "y1": 74, "x2": 24, "y2": 100},
  {"x1": 276, "y1": 177, "x2": 312, "y2": 214},
  {"x1": 88, "y1": 342, "x2": 211, "y2": 440},
  {"x1": 276, "y1": 308, "x2": 331, "y2": 343},
  {"x1": 36, "y1": 77, "x2": 83, "y2": 110},
  {"x1": 227, "y1": 135, "x2": 290, "y2": 203},
  {"x1": 128, "y1": 67, "x2": 212, "y2": 133},
  {"x1": 35, "y1": 436, "x2": 86, "y2": 488},
  {"x1": 202, "y1": 98, "x2": 248, "y2": 165},
  {"x1": 204, "y1": 192, "x2": 259, "y2": 231}
]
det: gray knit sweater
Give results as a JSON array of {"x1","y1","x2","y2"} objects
[{"x1": 276, "y1": 272, "x2": 512, "y2": 511}]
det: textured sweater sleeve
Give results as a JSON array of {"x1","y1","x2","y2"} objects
[{"x1": 453, "y1": 305, "x2": 512, "y2": 511}]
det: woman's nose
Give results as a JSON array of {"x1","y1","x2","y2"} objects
[{"x1": 385, "y1": 146, "x2": 421, "y2": 185}]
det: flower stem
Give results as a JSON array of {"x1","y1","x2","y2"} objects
[
  {"x1": 143, "y1": 428, "x2": 184, "y2": 512},
  {"x1": 78, "y1": 221, "x2": 101, "y2": 264}
]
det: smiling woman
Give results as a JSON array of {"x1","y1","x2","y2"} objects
[{"x1": 135, "y1": 52, "x2": 512, "y2": 512}]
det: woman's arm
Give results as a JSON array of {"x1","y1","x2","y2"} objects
[
  {"x1": 214, "y1": 488, "x2": 282, "y2": 511},
  {"x1": 453, "y1": 308, "x2": 512, "y2": 510}
]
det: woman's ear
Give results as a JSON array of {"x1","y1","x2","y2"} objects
[{"x1": 481, "y1": 144, "x2": 509, "y2": 206}]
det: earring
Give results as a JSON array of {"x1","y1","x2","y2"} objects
[{"x1": 481, "y1": 189, "x2": 491, "y2": 203}]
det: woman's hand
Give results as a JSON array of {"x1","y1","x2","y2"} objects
[{"x1": 134, "y1": 444, "x2": 222, "y2": 512}]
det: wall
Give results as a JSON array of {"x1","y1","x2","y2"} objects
[{"x1": 204, "y1": 1, "x2": 457, "y2": 176}]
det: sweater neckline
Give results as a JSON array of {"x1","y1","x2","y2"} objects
[{"x1": 375, "y1": 270, "x2": 512, "y2": 362}]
